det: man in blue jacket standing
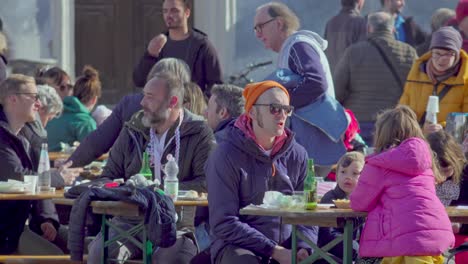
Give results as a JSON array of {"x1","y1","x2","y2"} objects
[{"x1": 206, "y1": 80, "x2": 318, "y2": 264}]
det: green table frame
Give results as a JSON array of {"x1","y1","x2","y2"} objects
[{"x1": 90, "y1": 199, "x2": 208, "y2": 264}]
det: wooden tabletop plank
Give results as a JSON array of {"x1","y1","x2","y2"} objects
[
  {"x1": 0, "y1": 190, "x2": 65, "y2": 200},
  {"x1": 240, "y1": 205, "x2": 468, "y2": 224},
  {"x1": 48, "y1": 152, "x2": 108, "y2": 161}
]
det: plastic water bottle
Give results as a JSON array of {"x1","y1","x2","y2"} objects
[
  {"x1": 37, "y1": 143, "x2": 51, "y2": 191},
  {"x1": 164, "y1": 154, "x2": 179, "y2": 201}
]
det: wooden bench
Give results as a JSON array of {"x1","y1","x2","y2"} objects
[{"x1": 0, "y1": 255, "x2": 86, "y2": 263}]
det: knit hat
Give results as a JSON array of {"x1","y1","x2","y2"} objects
[
  {"x1": 430, "y1": 26, "x2": 463, "y2": 52},
  {"x1": 456, "y1": 0, "x2": 468, "y2": 23},
  {"x1": 243, "y1": 81, "x2": 289, "y2": 112}
]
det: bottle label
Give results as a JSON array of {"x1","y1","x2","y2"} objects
[{"x1": 165, "y1": 181, "x2": 179, "y2": 201}]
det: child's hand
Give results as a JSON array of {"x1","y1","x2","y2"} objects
[{"x1": 452, "y1": 222, "x2": 461, "y2": 234}]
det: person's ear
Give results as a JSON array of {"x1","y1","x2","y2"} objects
[
  {"x1": 276, "y1": 17, "x2": 285, "y2": 32},
  {"x1": 218, "y1": 107, "x2": 230, "y2": 119},
  {"x1": 185, "y1": 6, "x2": 191, "y2": 19},
  {"x1": 169, "y1": 96, "x2": 178, "y2": 108}
]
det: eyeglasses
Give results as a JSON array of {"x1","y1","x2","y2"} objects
[
  {"x1": 15, "y1": 93, "x2": 40, "y2": 101},
  {"x1": 254, "y1": 17, "x2": 276, "y2": 34},
  {"x1": 253, "y1": 103, "x2": 294, "y2": 116},
  {"x1": 432, "y1": 50, "x2": 456, "y2": 59}
]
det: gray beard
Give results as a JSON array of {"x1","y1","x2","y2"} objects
[{"x1": 142, "y1": 114, "x2": 166, "y2": 128}]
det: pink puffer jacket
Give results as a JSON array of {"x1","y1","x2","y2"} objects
[{"x1": 350, "y1": 137, "x2": 454, "y2": 257}]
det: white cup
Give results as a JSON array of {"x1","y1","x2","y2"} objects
[
  {"x1": 24, "y1": 175, "x2": 38, "y2": 194},
  {"x1": 426, "y1": 96, "x2": 439, "y2": 113}
]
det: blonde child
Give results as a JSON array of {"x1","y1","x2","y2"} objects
[
  {"x1": 318, "y1": 151, "x2": 365, "y2": 261},
  {"x1": 350, "y1": 105, "x2": 454, "y2": 264}
]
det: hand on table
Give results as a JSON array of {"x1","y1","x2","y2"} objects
[
  {"x1": 40, "y1": 221, "x2": 57, "y2": 241},
  {"x1": 59, "y1": 160, "x2": 83, "y2": 185}
]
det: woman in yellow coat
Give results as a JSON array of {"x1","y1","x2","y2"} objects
[{"x1": 400, "y1": 26, "x2": 468, "y2": 134}]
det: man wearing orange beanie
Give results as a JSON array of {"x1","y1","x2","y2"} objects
[{"x1": 206, "y1": 81, "x2": 318, "y2": 264}]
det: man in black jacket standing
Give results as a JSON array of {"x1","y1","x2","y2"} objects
[{"x1": 133, "y1": 0, "x2": 223, "y2": 96}]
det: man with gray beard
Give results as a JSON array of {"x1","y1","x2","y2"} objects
[{"x1": 87, "y1": 71, "x2": 214, "y2": 263}]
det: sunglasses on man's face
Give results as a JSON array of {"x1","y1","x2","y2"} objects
[{"x1": 253, "y1": 103, "x2": 294, "y2": 116}]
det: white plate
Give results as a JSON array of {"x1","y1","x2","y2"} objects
[{"x1": 317, "y1": 203, "x2": 334, "y2": 209}]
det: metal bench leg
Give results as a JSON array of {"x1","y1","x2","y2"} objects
[
  {"x1": 101, "y1": 214, "x2": 108, "y2": 264},
  {"x1": 343, "y1": 219, "x2": 353, "y2": 264}
]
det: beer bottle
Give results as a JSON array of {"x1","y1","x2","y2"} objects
[
  {"x1": 304, "y1": 159, "x2": 317, "y2": 210},
  {"x1": 140, "y1": 151, "x2": 152, "y2": 180}
]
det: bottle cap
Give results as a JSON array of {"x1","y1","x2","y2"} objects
[{"x1": 426, "y1": 96, "x2": 439, "y2": 113}]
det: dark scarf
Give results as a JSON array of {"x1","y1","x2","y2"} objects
[{"x1": 426, "y1": 56, "x2": 461, "y2": 84}]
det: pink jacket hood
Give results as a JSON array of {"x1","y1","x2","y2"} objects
[
  {"x1": 367, "y1": 137, "x2": 432, "y2": 176},
  {"x1": 350, "y1": 137, "x2": 454, "y2": 257}
]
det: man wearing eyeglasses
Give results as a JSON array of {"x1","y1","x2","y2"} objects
[
  {"x1": 254, "y1": 2, "x2": 349, "y2": 175},
  {"x1": 206, "y1": 81, "x2": 318, "y2": 264},
  {"x1": 0, "y1": 75, "x2": 62, "y2": 254}
]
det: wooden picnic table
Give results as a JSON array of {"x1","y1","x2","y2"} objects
[
  {"x1": 48, "y1": 152, "x2": 108, "y2": 161},
  {"x1": 0, "y1": 189, "x2": 65, "y2": 200},
  {"x1": 240, "y1": 205, "x2": 468, "y2": 264}
]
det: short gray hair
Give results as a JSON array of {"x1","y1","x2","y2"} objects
[
  {"x1": 431, "y1": 8, "x2": 455, "y2": 32},
  {"x1": 147, "y1": 58, "x2": 191, "y2": 84},
  {"x1": 37, "y1": 84, "x2": 63, "y2": 115},
  {"x1": 368, "y1": 12, "x2": 394, "y2": 32},
  {"x1": 257, "y1": 2, "x2": 300, "y2": 34},
  {"x1": 150, "y1": 72, "x2": 185, "y2": 108},
  {"x1": 211, "y1": 84, "x2": 245, "y2": 118}
]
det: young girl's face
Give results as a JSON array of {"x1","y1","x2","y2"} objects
[{"x1": 337, "y1": 161, "x2": 363, "y2": 195}]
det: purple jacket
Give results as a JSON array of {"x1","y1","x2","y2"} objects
[
  {"x1": 206, "y1": 124, "x2": 318, "y2": 261},
  {"x1": 350, "y1": 137, "x2": 454, "y2": 257}
]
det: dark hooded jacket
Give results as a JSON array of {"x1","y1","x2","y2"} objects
[
  {"x1": 100, "y1": 108, "x2": 214, "y2": 192},
  {"x1": 0, "y1": 106, "x2": 34, "y2": 254},
  {"x1": 206, "y1": 124, "x2": 318, "y2": 262},
  {"x1": 132, "y1": 28, "x2": 222, "y2": 95}
]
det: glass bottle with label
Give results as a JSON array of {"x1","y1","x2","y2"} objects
[
  {"x1": 140, "y1": 151, "x2": 152, "y2": 180},
  {"x1": 303, "y1": 159, "x2": 317, "y2": 210},
  {"x1": 38, "y1": 143, "x2": 51, "y2": 191}
]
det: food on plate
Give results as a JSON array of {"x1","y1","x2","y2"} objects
[
  {"x1": 185, "y1": 190, "x2": 199, "y2": 199},
  {"x1": 332, "y1": 199, "x2": 351, "y2": 209}
]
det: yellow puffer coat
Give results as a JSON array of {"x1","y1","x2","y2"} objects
[{"x1": 399, "y1": 50, "x2": 468, "y2": 125}]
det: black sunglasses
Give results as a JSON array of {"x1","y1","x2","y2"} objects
[
  {"x1": 253, "y1": 103, "x2": 294, "y2": 116},
  {"x1": 15, "y1": 93, "x2": 40, "y2": 101}
]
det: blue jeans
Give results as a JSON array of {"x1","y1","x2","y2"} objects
[{"x1": 195, "y1": 222, "x2": 211, "y2": 252}]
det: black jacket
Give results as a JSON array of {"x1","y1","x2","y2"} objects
[
  {"x1": 0, "y1": 106, "x2": 34, "y2": 254},
  {"x1": 132, "y1": 28, "x2": 222, "y2": 95},
  {"x1": 68, "y1": 185, "x2": 177, "y2": 261},
  {"x1": 402, "y1": 16, "x2": 428, "y2": 47}
]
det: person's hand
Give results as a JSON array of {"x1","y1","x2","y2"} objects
[
  {"x1": 53, "y1": 158, "x2": 68, "y2": 168},
  {"x1": 40, "y1": 221, "x2": 57, "y2": 241},
  {"x1": 423, "y1": 123, "x2": 442, "y2": 135},
  {"x1": 272, "y1": 246, "x2": 292, "y2": 264},
  {"x1": 147, "y1": 34, "x2": 167, "y2": 57},
  {"x1": 59, "y1": 160, "x2": 83, "y2": 185},
  {"x1": 453, "y1": 222, "x2": 461, "y2": 234},
  {"x1": 297, "y1": 248, "x2": 309, "y2": 262}
]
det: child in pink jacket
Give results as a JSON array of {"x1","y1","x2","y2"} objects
[{"x1": 350, "y1": 105, "x2": 454, "y2": 264}]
